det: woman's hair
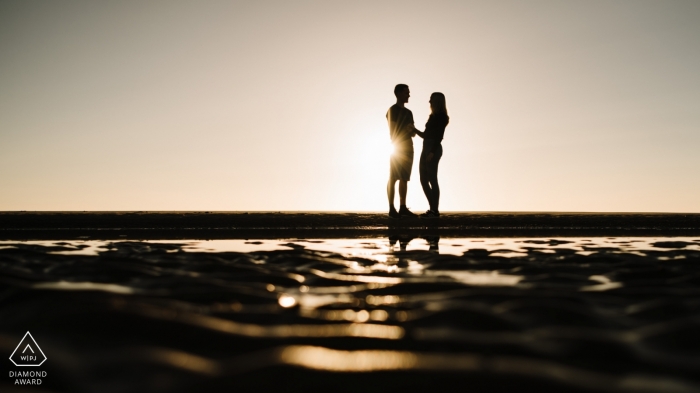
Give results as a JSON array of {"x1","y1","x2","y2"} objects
[{"x1": 430, "y1": 92, "x2": 449, "y2": 119}]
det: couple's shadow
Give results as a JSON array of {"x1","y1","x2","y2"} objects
[{"x1": 388, "y1": 235, "x2": 440, "y2": 253}]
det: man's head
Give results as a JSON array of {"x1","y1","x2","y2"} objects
[{"x1": 394, "y1": 84, "x2": 410, "y2": 104}]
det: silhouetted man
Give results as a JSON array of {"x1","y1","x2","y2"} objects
[{"x1": 386, "y1": 84, "x2": 418, "y2": 218}]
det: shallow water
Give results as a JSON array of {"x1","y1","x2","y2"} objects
[
  {"x1": 5, "y1": 235, "x2": 700, "y2": 257},
  {"x1": 1, "y1": 237, "x2": 700, "y2": 392}
]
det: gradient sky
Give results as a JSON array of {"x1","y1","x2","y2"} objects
[{"x1": 1, "y1": 0, "x2": 699, "y2": 212}]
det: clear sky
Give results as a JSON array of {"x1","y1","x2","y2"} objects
[{"x1": 1, "y1": 0, "x2": 699, "y2": 212}]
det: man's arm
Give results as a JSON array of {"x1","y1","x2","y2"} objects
[
  {"x1": 406, "y1": 110, "x2": 419, "y2": 138},
  {"x1": 386, "y1": 109, "x2": 395, "y2": 141}
]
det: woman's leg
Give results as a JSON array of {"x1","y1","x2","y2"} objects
[
  {"x1": 429, "y1": 165, "x2": 439, "y2": 212},
  {"x1": 428, "y1": 147, "x2": 442, "y2": 212},
  {"x1": 419, "y1": 154, "x2": 434, "y2": 209}
]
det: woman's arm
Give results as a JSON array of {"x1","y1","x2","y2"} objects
[{"x1": 414, "y1": 128, "x2": 424, "y2": 138}]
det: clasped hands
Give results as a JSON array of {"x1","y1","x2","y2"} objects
[{"x1": 412, "y1": 129, "x2": 433, "y2": 162}]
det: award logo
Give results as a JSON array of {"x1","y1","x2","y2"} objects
[
  {"x1": 9, "y1": 332, "x2": 47, "y2": 367},
  {"x1": 8, "y1": 332, "x2": 48, "y2": 386}
]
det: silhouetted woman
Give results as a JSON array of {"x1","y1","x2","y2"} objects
[{"x1": 416, "y1": 93, "x2": 449, "y2": 218}]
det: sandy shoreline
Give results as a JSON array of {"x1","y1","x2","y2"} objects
[{"x1": 1, "y1": 211, "x2": 700, "y2": 239}]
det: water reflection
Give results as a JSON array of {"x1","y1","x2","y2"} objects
[
  {"x1": 388, "y1": 235, "x2": 440, "y2": 253},
  {"x1": 5, "y1": 236, "x2": 699, "y2": 259}
]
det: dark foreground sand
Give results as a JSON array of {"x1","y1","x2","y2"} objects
[
  {"x1": 1, "y1": 212, "x2": 700, "y2": 392},
  {"x1": 2, "y1": 211, "x2": 700, "y2": 239},
  {"x1": 1, "y1": 236, "x2": 700, "y2": 392}
]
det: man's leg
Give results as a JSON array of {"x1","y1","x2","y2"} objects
[
  {"x1": 397, "y1": 180, "x2": 417, "y2": 217},
  {"x1": 398, "y1": 180, "x2": 408, "y2": 206},
  {"x1": 387, "y1": 177, "x2": 397, "y2": 210}
]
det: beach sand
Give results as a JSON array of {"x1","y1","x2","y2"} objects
[
  {"x1": 1, "y1": 211, "x2": 700, "y2": 239},
  {"x1": 1, "y1": 213, "x2": 700, "y2": 392}
]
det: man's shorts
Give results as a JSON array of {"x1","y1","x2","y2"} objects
[{"x1": 390, "y1": 142, "x2": 414, "y2": 181}]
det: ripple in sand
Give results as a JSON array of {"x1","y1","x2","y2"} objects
[{"x1": 2, "y1": 237, "x2": 700, "y2": 392}]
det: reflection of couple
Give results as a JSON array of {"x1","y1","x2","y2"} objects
[
  {"x1": 387, "y1": 84, "x2": 449, "y2": 219},
  {"x1": 389, "y1": 235, "x2": 440, "y2": 253}
]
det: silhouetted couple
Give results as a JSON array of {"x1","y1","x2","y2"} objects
[{"x1": 386, "y1": 84, "x2": 449, "y2": 219}]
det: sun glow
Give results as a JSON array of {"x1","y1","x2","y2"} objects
[
  {"x1": 335, "y1": 114, "x2": 433, "y2": 212},
  {"x1": 344, "y1": 129, "x2": 394, "y2": 209},
  {"x1": 357, "y1": 133, "x2": 393, "y2": 170}
]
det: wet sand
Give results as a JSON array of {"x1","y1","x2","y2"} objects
[
  {"x1": 1, "y1": 235, "x2": 700, "y2": 392},
  {"x1": 2, "y1": 213, "x2": 700, "y2": 392},
  {"x1": 2, "y1": 211, "x2": 700, "y2": 239}
]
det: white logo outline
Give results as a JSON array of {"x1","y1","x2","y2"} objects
[{"x1": 9, "y1": 332, "x2": 47, "y2": 367}]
